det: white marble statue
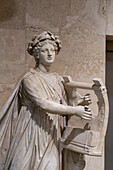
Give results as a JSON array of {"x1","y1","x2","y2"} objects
[{"x1": 0, "y1": 31, "x2": 93, "y2": 170}]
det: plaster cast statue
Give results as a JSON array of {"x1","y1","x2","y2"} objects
[{"x1": 0, "y1": 31, "x2": 108, "y2": 170}]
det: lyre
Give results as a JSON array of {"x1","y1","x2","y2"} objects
[{"x1": 61, "y1": 76, "x2": 109, "y2": 156}]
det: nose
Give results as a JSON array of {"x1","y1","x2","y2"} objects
[{"x1": 48, "y1": 50, "x2": 52, "y2": 56}]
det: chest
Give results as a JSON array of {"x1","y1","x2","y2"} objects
[{"x1": 35, "y1": 73, "x2": 63, "y2": 102}]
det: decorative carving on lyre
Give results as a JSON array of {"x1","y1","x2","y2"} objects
[{"x1": 61, "y1": 76, "x2": 109, "y2": 156}]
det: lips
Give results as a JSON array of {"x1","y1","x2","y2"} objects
[{"x1": 48, "y1": 57, "x2": 52, "y2": 60}]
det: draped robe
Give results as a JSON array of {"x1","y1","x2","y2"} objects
[{"x1": 0, "y1": 69, "x2": 67, "y2": 170}]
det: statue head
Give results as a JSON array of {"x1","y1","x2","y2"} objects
[{"x1": 27, "y1": 31, "x2": 61, "y2": 66}]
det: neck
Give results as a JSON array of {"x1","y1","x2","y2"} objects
[{"x1": 35, "y1": 63, "x2": 50, "y2": 72}]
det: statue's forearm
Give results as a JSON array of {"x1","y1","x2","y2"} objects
[{"x1": 40, "y1": 99, "x2": 82, "y2": 116}]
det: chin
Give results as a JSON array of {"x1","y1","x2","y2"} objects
[{"x1": 46, "y1": 60, "x2": 54, "y2": 65}]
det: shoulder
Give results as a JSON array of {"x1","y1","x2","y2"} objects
[
  {"x1": 23, "y1": 69, "x2": 39, "y2": 81},
  {"x1": 22, "y1": 69, "x2": 36, "y2": 85},
  {"x1": 22, "y1": 69, "x2": 41, "y2": 87}
]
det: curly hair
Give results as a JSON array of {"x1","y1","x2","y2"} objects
[{"x1": 27, "y1": 31, "x2": 62, "y2": 58}]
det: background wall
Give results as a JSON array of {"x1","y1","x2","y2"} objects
[{"x1": 0, "y1": 0, "x2": 113, "y2": 169}]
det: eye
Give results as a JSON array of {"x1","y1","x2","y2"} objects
[
  {"x1": 50, "y1": 48, "x2": 55, "y2": 52},
  {"x1": 40, "y1": 49, "x2": 47, "y2": 53}
]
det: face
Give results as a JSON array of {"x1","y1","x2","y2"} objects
[{"x1": 39, "y1": 43, "x2": 55, "y2": 66}]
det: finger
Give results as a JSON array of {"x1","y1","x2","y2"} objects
[
  {"x1": 84, "y1": 95, "x2": 90, "y2": 97},
  {"x1": 84, "y1": 97, "x2": 91, "y2": 100},
  {"x1": 88, "y1": 101, "x2": 92, "y2": 105},
  {"x1": 87, "y1": 109, "x2": 91, "y2": 112},
  {"x1": 84, "y1": 111, "x2": 92, "y2": 115},
  {"x1": 84, "y1": 98, "x2": 91, "y2": 101},
  {"x1": 87, "y1": 100, "x2": 92, "y2": 102},
  {"x1": 86, "y1": 101, "x2": 92, "y2": 104},
  {"x1": 82, "y1": 116, "x2": 92, "y2": 120},
  {"x1": 85, "y1": 93, "x2": 90, "y2": 96},
  {"x1": 87, "y1": 100, "x2": 91, "y2": 102},
  {"x1": 85, "y1": 108, "x2": 91, "y2": 112},
  {"x1": 82, "y1": 116, "x2": 91, "y2": 120},
  {"x1": 83, "y1": 115, "x2": 92, "y2": 119},
  {"x1": 85, "y1": 106, "x2": 91, "y2": 111},
  {"x1": 85, "y1": 105, "x2": 91, "y2": 109},
  {"x1": 83, "y1": 113, "x2": 92, "y2": 117},
  {"x1": 85, "y1": 106, "x2": 89, "y2": 109},
  {"x1": 85, "y1": 100, "x2": 91, "y2": 103},
  {"x1": 85, "y1": 110, "x2": 92, "y2": 113}
]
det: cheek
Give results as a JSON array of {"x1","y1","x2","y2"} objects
[{"x1": 40, "y1": 53, "x2": 47, "y2": 60}]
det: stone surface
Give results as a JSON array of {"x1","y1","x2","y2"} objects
[
  {"x1": 0, "y1": 29, "x2": 25, "y2": 84},
  {"x1": 0, "y1": 0, "x2": 25, "y2": 30},
  {"x1": 106, "y1": 0, "x2": 113, "y2": 35},
  {"x1": 26, "y1": 0, "x2": 106, "y2": 35},
  {"x1": 25, "y1": 30, "x2": 39, "y2": 71},
  {"x1": 51, "y1": 32, "x2": 105, "y2": 83}
]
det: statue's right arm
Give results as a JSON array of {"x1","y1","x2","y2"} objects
[{"x1": 22, "y1": 77, "x2": 92, "y2": 120}]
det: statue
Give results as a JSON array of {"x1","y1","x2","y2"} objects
[{"x1": 0, "y1": 31, "x2": 108, "y2": 170}]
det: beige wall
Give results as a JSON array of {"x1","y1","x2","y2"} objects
[
  {"x1": 0, "y1": 0, "x2": 112, "y2": 169},
  {"x1": 106, "y1": 0, "x2": 113, "y2": 35}
]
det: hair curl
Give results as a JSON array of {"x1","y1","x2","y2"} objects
[{"x1": 27, "y1": 31, "x2": 62, "y2": 58}]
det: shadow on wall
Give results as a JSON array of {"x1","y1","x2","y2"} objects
[{"x1": 0, "y1": 0, "x2": 16, "y2": 21}]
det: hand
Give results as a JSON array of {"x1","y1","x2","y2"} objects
[
  {"x1": 78, "y1": 93, "x2": 92, "y2": 106},
  {"x1": 74, "y1": 106, "x2": 92, "y2": 120}
]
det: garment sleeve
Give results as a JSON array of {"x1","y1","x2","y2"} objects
[{"x1": 21, "y1": 75, "x2": 47, "y2": 107}]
